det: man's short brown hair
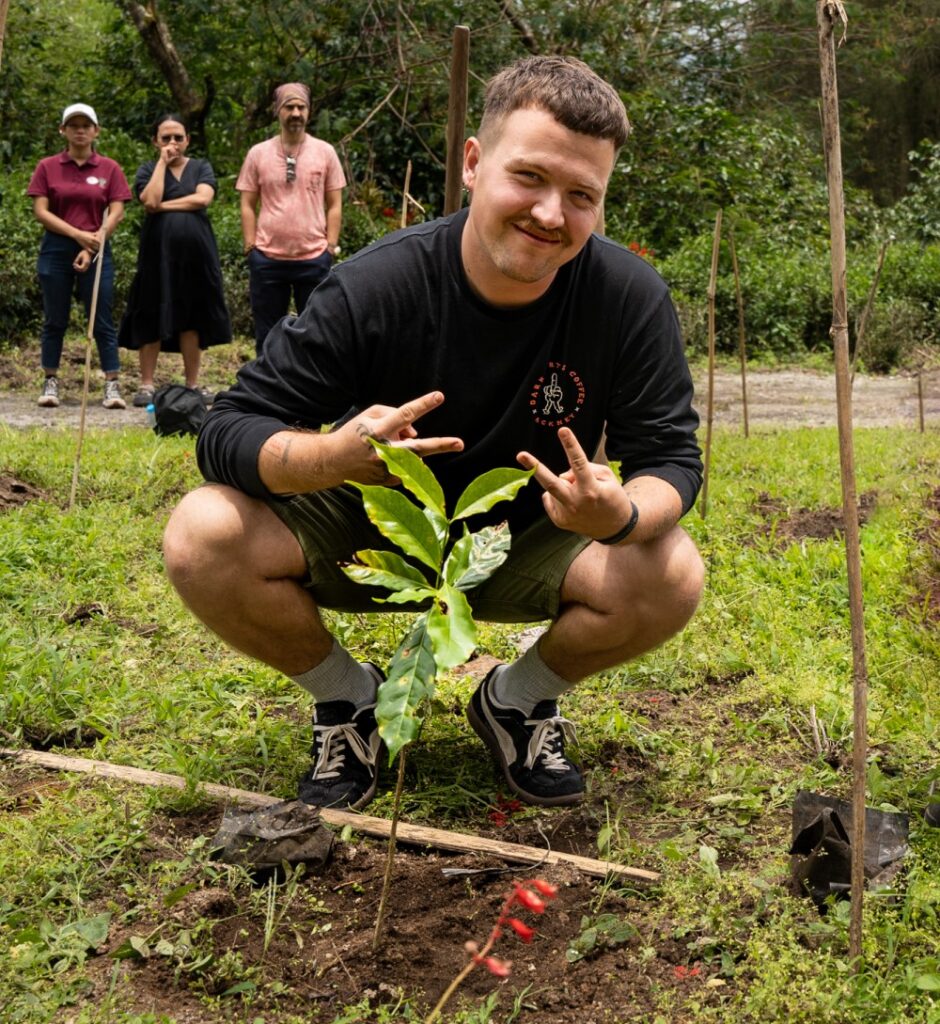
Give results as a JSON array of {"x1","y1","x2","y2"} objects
[{"x1": 478, "y1": 55, "x2": 630, "y2": 150}]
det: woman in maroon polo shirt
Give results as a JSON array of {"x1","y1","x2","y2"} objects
[{"x1": 27, "y1": 103, "x2": 133, "y2": 409}]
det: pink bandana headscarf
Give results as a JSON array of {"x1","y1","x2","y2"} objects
[{"x1": 273, "y1": 83, "x2": 310, "y2": 114}]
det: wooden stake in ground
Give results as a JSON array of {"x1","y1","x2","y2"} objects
[
  {"x1": 0, "y1": 0, "x2": 11, "y2": 72},
  {"x1": 851, "y1": 239, "x2": 889, "y2": 384},
  {"x1": 400, "y1": 160, "x2": 413, "y2": 229},
  {"x1": 817, "y1": 0, "x2": 869, "y2": 966},
  {"x1": 68, "y1": 209, "x2": 109, "y2": 511},
  {"x1": 917, "y1": 371, "x2": 925, "y2": 433},
  {"x1": 443, "y1": 25, "x2": 470, "y2": 216},
  {"x1": 728, "y1": 224, "x2": 750, "y2": 437},
  {"x1": 699, "y1": 208, "x2": 722, "y2": 518}
]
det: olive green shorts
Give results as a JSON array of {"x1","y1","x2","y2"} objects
[{"x1": 264, "y1": 485, "x2": 591, "y2": 623}]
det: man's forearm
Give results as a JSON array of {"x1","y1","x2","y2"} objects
[
  {"x1": 617, "y1": 475, "x2": 684, "y2": 545},
  {"x1": 258, "y1": 430, "x2": 344, "y2": 495}
]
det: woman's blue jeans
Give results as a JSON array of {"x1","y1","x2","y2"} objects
[{"x1": 37, "y1": 232, "x2": 120, "y2": 374}]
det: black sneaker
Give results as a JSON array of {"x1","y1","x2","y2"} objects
[
  {"x1": 298, "y1": 665, "x2": 384, "y2": 811},
  {"x1": 926, "y1": 802, "x2": 940, "y2": 828},
  {"x1": 467, "y1": 666, "x2": 584, "y2": 806}
]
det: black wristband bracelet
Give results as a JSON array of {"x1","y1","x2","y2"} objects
[{"x1": 597, "y1": 500, "x2": 639, "y2": 545}]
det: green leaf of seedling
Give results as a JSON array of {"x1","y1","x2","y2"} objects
[
  {"x1": 609, "y1": 460, "x2": 623, "y2": 483},
  {"x1": 222, "y1": 980, "x2": 257, "y2": 997},
  {"x1": 60, "y1": 912, "x2": 112, "y2": 949},
  {"x1": 425, "y1": 506, "x2": 449, "y2": 548},
  {"x1": 163, "y1": 882, "x2": 198, "y2": 909},
  {"x1": 452, "y1": 523, "x2": 512, "y2": 590},
  {"x1": 426, "y1": 585, "x2": 477, "y2": 669},
  {"x1": 370, "y1": 440, "x2": 447, "y2": 517},
  {"x1": 112, "y1": 934, "x2": 150, "y2": 959},
  {"x1": 914, "y1": 974, "x2": 940, "y2": 992},
  {"x1": 342, "y1": 550, "x2": 435, "y2": 603},
  {"x1": 353, "y1": 484, "x2": 442, "y2": 571},
  {"x1": 453, "y1": 466, "x2": 534, "y2": 521},
  {"x1": 376, "y1": 616, "x2": 436, "y2": 762}
]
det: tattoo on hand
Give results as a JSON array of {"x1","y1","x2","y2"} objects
[{"x1": 356, "y1": 422, "x2": 374, "y2": 446}]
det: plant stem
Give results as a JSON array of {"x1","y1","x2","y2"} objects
[
  {"x1": 426, "y1": 959, "x2": 479, "y2": 1024},
  {"x1": 372, "y1": 745, "x2": 408, "y2": 951}
]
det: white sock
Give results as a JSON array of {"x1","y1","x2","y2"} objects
[
  {"x1": 291, "y1": 640, "x2": 378, "y2": 708},
  {"x1": 490, "y1": 642, "x2": 573, "y2": 715}
]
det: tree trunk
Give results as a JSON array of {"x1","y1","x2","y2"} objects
[{"x1": 115, "y1": 0, "x2": 213, "y2": 148}]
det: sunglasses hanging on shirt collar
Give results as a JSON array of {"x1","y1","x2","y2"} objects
[{"x1": 285, "y1": 155, "x2": 297, "y2": 183}]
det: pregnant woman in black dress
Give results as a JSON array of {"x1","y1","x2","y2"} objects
[{"x1": 120, "y1": 114, "x2": 231, "y2": 406}]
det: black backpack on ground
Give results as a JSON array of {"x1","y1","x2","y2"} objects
[{"x1": 152, "y1": 383, "x2": 207, "y2": 437}]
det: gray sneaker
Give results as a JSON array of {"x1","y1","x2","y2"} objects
[
  {"x1": 132, "y1": 385, "x2": 155, "y2": 408},
  {"x1": 38, "y1": 376, "x2": 60, "y2": 407},
  {"x1": 102, "y1": 379, "x2": 126, "y2": 410}
]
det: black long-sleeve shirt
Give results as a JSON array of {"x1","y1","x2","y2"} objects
[{"x1": 199, "y1": 209, "x2": 702, "y2": 532}]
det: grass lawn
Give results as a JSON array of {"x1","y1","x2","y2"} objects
[{"x1": 0, "y1": 419, "x2": 938, "y2": 1023}]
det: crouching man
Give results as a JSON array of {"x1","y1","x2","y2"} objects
[{"x1": 163, "y1": 55, "x2": 705, "y2": 811}]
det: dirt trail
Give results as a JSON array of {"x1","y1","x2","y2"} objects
[{"x1": 0, "y1": 369, "x2": 937, "y2": 430}]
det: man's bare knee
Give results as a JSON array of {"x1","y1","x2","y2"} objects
[{"x1": 163, "y1": 485, "x2": 304, "y2": 597}]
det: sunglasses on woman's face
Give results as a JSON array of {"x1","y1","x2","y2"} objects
[
  {"x1": 159, "y1": 134, "x2": 186, "y2": 143},
  {"x1": 285, "y1": 155, "x2": 297, "y2": 183}
]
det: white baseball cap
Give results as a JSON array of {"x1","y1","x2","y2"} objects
[{"x1": 61, "y1": 103, "x2": 99, "y2": 126}]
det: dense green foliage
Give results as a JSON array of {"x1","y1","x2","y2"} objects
[
  {"x1": 0, "y1": 422, "x2": 938, "y2": 1020},
  {"x1": 1, "y1": 0, "x2": 939, "y2": 363}
]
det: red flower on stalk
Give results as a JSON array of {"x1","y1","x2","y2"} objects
[
  {"x1": 482, "y1": 955, "x2": 512, "y2": 976},
  {"x1": 428, "y1": 879, "x2": 558, "y2": 1022},
  {"x1": 674, "y1": 965, "x2": 702, "y2": 981},
  {"x1": 505, "y1": 917, "x2": 536, "y2": 942},
  {"x1": 511, "y1": 883, "x2": 546, "y2": 913}
]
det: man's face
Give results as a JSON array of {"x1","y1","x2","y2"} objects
[
  {"x1": 278, "y1": 99, "x2": 309, "y2": 134},
  {"x1": 461, "y1": 106, "x2": 615, "y2": 306}
]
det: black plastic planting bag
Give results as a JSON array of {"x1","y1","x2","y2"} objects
[
  {"x1": 209, "y1": 800, "x2": 334, "y2": 871},
  {"x1": 789, "y1": 790, "x2": 909, "y2": 909},
  {"x1": 152, "y1": 383, "x2": 206, "y2": 437}
]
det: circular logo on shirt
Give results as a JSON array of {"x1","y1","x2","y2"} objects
[
  {"x1": 528, "y1": 361, "x2": 586, "y2": 428},
  {"x1": 86, "y1": 176, "x2": 105, "y2": 187}
]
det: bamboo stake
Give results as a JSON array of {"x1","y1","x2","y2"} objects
[
  {"x1": 728, "y1": 224, "x2": 750, "y2": 437},
  {"x1": 699, "y1": 208, "x2": 722, "y2": 519},
  {"x1": 69, "y1": 209, "x2": 109, "y2": 511},
  {"x1": 2, "y1": 748, "x2": 659, "y2": 882},
  {"x1": 851, "y1": 239, "x2": 889, "y2": 384},
  {"x1": 400, "y1": 159, "x2": 413, "y2": 229},
  {"x1": 817, "y1": 0, "x2": 868, "y2": 967},
  {"x1": 917, "y1": 371, "x2": 925, "y2": 433},
  {"x1": 443, "y1": 25, "x2": 470, "y2": 216}
]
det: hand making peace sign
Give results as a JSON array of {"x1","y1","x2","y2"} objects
[{"x1": 517, "y1": 427, "x2": 635, "y2": 540}]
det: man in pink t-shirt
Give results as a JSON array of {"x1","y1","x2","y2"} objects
[{"x1": 237, "y1": 83, "x2": 347, "y2": 353}]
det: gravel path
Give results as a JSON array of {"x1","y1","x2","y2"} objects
[{"x1": 0, "y1": 369, "x2": 936, "y2": 430}]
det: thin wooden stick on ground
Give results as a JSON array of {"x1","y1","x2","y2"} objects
[
  {"x1": 817, "y1": 0, "x2": 869, "y2": 967},
  {"x1": 1, "y1": 748, "x2": 659, "y2": 882}
]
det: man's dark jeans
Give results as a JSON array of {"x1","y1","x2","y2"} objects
[
  {"x1": 37, "y1": 232, "x2": 120, "y2": 374},
  {"x1": 247, "y1": 248, "x2": 333, "y2": 354}
]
